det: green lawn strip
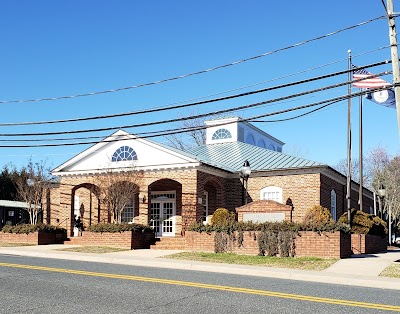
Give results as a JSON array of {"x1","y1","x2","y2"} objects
[
  {"x1": 379, "y1": 263, "x2": 400, "y2": 278},
  {"x1": 57, "y1": 246, "x2": 130, "y2": 254},
  {"x1": 165, "y1": 252, "x2": 338, "y2": 271},
  {"x1": 0, "y1": 242, "x2": 35, "y2": 247}
]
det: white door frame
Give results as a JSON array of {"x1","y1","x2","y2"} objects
[{"x1": 150, "y1": 191, "x2": 176, "y2": 237}]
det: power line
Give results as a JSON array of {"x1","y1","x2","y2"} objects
[
  {"x1": 0, "y1": 16, "x2": 386, "y2": 105},
  {"x1": 0, "y1": 85, "x2": 392, "y2": 148},
  {"x1": 0, "y1": 59, "x2": 391, "y2": 128},
  {"x1": 0, "y1": 69, "x2": 392, "y2": 138}
]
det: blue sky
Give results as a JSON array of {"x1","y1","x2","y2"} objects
[{"x1": 0, "y1": 0, "x2": 398, "y2": 170}]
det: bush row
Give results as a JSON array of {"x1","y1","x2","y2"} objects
[
  {"x1": 86, "y1": 223, "x2": 153, "y2": 233},
  {"x1": 1, "y1": 223, "x2": 66, "y2": 235}
]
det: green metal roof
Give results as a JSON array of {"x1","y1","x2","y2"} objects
[{"x1": 187, "y1": 141, "x2": 325, "y2": 173}]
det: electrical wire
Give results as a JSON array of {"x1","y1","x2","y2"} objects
[
  {"x1": 0, "y1": 70, "x2": 392, "y2": 138},
  {"x1": 0, "y1": 60, "x2": 391, "y2": 128},
  {"x1": 0, "y1": 16, "x2": 386, "y2": 105},
  {"x1": 0, "y1": 86, "x2": 391, "y2": 148}
]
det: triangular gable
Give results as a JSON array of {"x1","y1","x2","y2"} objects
[{"x1": 52, "y1": 130, "x2": 201, "y2": 176}]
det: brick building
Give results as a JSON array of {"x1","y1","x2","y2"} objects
[{"x1": 49, "y1": 117, "x2": 374, "y2": 237}]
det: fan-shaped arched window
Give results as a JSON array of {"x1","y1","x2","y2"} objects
[
  {"x1": 212, "y1": 128, "x2": 232, "y2": 140},
  {"x1": 112, "y1": 146, "x2": 137, "y2": 162},
  {"x1": 258, "y1": 139, "x2": 266, "y2": 148},
  {"x1": 246, "y1": 134, "x2": 256, "y2": 145},
  {"x1": 260, "y1": 186, "x2": 282, "y2": 203}
]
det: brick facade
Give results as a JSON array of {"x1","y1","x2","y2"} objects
[{"x1": 46, "y1": 166, "x2": 374, "y2": 238}]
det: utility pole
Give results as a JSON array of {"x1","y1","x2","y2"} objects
[
  {"x1": 387, "y1": 0, "x2": 400, "y2": 139},
  {"x1": 347, "y1": 50, "x2": 352, "y2": 225}
]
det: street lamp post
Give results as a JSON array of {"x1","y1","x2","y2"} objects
[
  {"x1": 377, "y1": 184, "x2": 389, "y2": 244},
  {"x1": 240, "y1": 160, "x2": 251, "y2": 205}
]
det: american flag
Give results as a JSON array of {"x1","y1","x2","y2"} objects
[{"x1": 352, "y1": 66, "x2": 391, "y2": 89}]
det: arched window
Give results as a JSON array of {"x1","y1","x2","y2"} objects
[
  {"x1": 111, "y1": 146, "x2": 137, "y2": 162},
  {"x1": 246, "y1": 133, "x2": 256, "y2": 145},
  {"x1": 260, "y1": 186, "x2": 282, "y2": 203},
  {"x1": 268, "y1": 143, "x2": 276, "y2": 151},
  {"x1": 258, "y1": 139, "x2": 266, "y2": 148},
  {"x1": 331, "y1": 190, "x2": 337, "y2": 221},
  {"x1": 212, "y1": 128, "x2": 232, "y2": 140}
]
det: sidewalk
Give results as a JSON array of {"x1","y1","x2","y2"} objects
[{"x1": 0, "y1": 244, "x2": 399, "y2": 290}]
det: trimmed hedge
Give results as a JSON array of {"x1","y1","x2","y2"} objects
[
  {"x1": 1, "y1": 223, "x2": 67, "y2": 235},
  {"x1": 188, "y1": 220, "x2": 350, "y2": 234},
  {"x1": 86, "y1": 223, "x2": 153, "y2": 233}
]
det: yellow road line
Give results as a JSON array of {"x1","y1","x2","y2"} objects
[{"x1": 1, "y1": 262, "x2": 399, "y2": 312}]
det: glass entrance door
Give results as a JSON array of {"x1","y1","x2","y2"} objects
[{"x1": 150, "y1": 192, "x2": 176, "y2": 237}]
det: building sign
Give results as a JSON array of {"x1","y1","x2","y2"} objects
[{"x1": 243, "y1": 213, "x2": 285, "y2": 223}]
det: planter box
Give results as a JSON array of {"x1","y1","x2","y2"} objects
[
  {"x1": 67, "y1": 230, "x2": 155, "y2": 249},
  {"x1": 185, "y1": 230, "x2": 352, "y2": 259},
  {"x1": 0, "y1": 231, "x2": 67, "y2": 245},
  {"x1": 351, "y1": 234, "x2": 387, "y2": 254}
]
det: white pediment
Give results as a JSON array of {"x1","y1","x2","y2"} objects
[{"x1": 52, "y1": 130, "x2": 200, "y2": 176}]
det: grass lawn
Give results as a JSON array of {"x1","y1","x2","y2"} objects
[
  {"x1": 0, "y1": 242, "x2": 35, "y2": 247},
  {"x1": 57, "y1": 246, "x2": 130, "y2": 254},
  {"x1": 165, "y1": 252, "x2": 338, "y2": 271},
  {"x1": 380, "y1": 263, "x2": 400, "y2": 278}
]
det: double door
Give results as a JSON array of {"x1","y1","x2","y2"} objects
[{"x1": 150, "y1": 195, "x2": 175, "y2": 237}]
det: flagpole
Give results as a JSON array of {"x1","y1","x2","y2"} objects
[
  {"x1": 347, "y1": 50, "x2": 352, "y2": 226},
  {"x1": 359, "y1": 89, "x2": 363, "y2": 212}
]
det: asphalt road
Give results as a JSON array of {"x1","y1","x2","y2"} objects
[{"x1": 0, "y1": 254, "x2": 399, "y2": 314}]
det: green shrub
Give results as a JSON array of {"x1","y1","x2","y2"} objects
[
  {"x1": 302, "y1": 205, "x2": 334, "y2": 229},
  {"x1": 210, "y1": 208, "x2": 236, "y2": 227},
  {"x1": 1, "y1": 224, "x2": 66, "y2": 235},
  {"x1": 86, "y1": 223, "x2": 152, "y2": 233},
  {"x1": 338, "y1": 209, "x2": 387, "y2": 237}
]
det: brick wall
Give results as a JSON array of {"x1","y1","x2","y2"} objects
[
  {"x1": 185, "y1": 230, "x2": 352, "y2": 259},
  {"x1": 67, "y1": 231, "x2": 155, "y2": 249},
  {"x1": 0, "y1": 231, "x2": 66, "y2": 245},
  {"x1": 351, "y1": 234, "x2": 387, "y2": 254},
  {"x1": 246, "y1": 173, "x2": 321, "y2": 223}
]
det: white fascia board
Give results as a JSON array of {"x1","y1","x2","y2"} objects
[
  {"x1": 54, "y1": 161, "x2": 202, "y2": 177},
  {"x1": 52, "y1": 130, "x2": 200, "y2": 175}
]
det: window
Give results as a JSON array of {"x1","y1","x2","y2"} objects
[
  {"x1": 260, "y1": 186, "x2": 282, "y2": 203},
  {"x1": 258, "y1": 139, "x2": 266, "y2": 148},
  {"x1": 268, "y1": 144, "x2": 276, "y2": 151},
  {"x1": 121, "y1": 198, "x2": 135, "y2": 223},
  {"x1": 112, "y1": 146, "x2": 137, "y2": 162},
  {"x1": 331, "y1": 190, "x2": 337, "y2": 221},
  {"x1": 246, "y1": 133, "x2": 255, "y2": 145},
  {"x1": 203, "y1": 191, "x2": 208, "y2": 224},
  {"x1": 212, "y1": 128, "x2": 232, "y2": 140}
]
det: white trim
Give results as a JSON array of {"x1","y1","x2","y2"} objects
[{"x1": 52, "y1": 130, "x2": 200, "y2": 175}]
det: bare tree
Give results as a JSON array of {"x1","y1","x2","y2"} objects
[
  {"x1": 333, "y1": 157, "x2": 372, "y2": 187},
  {"x1": 381, "y1": 157, "x2": 400, "y2": 221},
  {"x1": 165, "y1": 113, "x2": 207, "y2": 150},
  {"x1": 12, "y1": 160, "x2": 53, "y2": 225},
  {"x1": 98, "y1": 166, "x2": 141, "y2": 224}
]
